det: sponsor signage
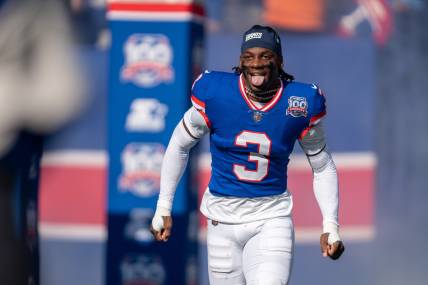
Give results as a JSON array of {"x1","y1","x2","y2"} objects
[
  {"x1": 121, "y1": 34, "x2": 174, "y2": 88},
  {"x1": 118, "y1": 143, "x2": 165, "y2": 197},
  {"x1": 125, "y1": 99, "x2": 168, "y2": 132},
  {"x1": 107, "y1": 1, "x2": 204, "y2": 284}
]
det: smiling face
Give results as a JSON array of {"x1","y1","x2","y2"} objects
[{"x1": 239, "y1": 47, "x2": 282, "y2": 92}]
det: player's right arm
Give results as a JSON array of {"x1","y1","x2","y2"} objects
[{"x1": 150, "y1": 106, "x2": 209, "y2": 242}]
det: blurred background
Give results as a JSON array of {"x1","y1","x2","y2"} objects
[{"x1": 0, "y1": 0, "x2": 427, "y2": 284}]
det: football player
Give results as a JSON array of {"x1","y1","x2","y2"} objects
[{"x1": 151, "y1": 25, "x2": 345, "y2": 285}]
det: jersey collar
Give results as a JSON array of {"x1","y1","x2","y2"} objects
[{"x1": 238, "y1": 74, "x2": 284, "y2": 112}]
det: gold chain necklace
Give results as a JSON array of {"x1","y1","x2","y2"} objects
[{"x1": 245, "y1": 86, "x2": 279, "y2": 103}]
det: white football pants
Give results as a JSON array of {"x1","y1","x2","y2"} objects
[{"x1": 206, "y1": 216, "x2": 294, "y2": 285}]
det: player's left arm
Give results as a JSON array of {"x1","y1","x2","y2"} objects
[{"x1": 299, "y1": 121, "x2": 345, "y2": 260}]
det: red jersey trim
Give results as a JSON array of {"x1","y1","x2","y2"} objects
[
  {"x1": 238, "y1": 75, "x2": 284, "y2": 112},
  {"x1": 238, "y1": 75, "x2": 257, "y2": 110},
  {"x1": 197, "y1": 110, "x2": 211, "y2": 129},
  {"x1": 261, "y1": 80, "x2": 284, "y2": 112},
  {"x1": 309, "y1": 111, "x2": 326, "y2": 126},
  {"x1": 299, "y1": 126, "x2": 312, "y2": 140},
  {"x1": 191, "y1": 95, "x2": 206, "y2": 111},
  {"x1": 299, "y1": 111, "x2": 327, "y2": 140}
]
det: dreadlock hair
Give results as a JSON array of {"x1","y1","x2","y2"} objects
[{"x1": 232, "y1": 66, "x2": 295, "y2": 82}]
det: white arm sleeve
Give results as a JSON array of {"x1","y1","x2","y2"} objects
[
  {"x1": 155, "y1": 107, "x2": 209, "y2": 215},
  {"x1": 299, "y1": 122, "x2": 341, "y2": 243}
]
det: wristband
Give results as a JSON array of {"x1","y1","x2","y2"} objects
[
  {"x1": 323, "y1": 221, "x2": 341, "y2": 244},
  {"x1": 151, "y1": 206, "x2": 171, "y2": 232}
]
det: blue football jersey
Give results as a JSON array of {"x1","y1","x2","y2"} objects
[{"x1": 191, "y1": 71, "x2": 326, "y2": 198}]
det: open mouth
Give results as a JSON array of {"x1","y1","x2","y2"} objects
[{"x1": 249, "y1": 74, "x2": 266, "y2": 87}]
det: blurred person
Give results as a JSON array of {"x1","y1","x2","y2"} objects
[
  {"x1": 0, "y1": 0, "x2": 85, "y2": 284},
  {"x1": 336, "y1": 0, "x2": 393, "y2": 45},
  {"x1": 151, "y1": 25, "x2": 344, "y2": 284},
  {"x1": 0, "y1": 0, "x2": 85, "y2": 154}
]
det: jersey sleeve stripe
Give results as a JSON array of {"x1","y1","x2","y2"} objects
[
  {"x1": 309, "y1": 110, "x2": 326, "y2": 126},
  {"x1": 299, "y1": 111, "x2": 327, "y2": 140},
  {"x1": 191, "y1": 95, "x2": 205, "y2": 111},
  {"x1": 298, "y1": 126, "x2": 312, "y2": 140},
  {"x1": 197, "y1": 109, "x2": 212, "y2": 129}
]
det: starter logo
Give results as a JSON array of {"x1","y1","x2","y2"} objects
[
  {"x1": 286, "y1": 96, "x2": 308, "y2": 118},
  {"x1": 121, "y1": 34, "x2": 174, "y2": 87},
  {"x1": 126, "y1": 99, "x2": 168, "y2": 132},
  {"x1": 119, "y1": 143, "x2": 165, "y2": 197}
]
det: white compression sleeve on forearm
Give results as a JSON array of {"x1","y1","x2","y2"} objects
[
  {"x1": 156, "y1": 107, "x2": 209, "y2": 214},
  {"x1": 299, "y1": 123, "x2": 340, "y2": 243},
  {"x1": 309, "y1": 149, "x2": 340, "y2": 243}
]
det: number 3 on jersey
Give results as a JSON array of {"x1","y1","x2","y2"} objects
[{"x1": 233, "y1": 131, "x2": 271, "y2": 182}]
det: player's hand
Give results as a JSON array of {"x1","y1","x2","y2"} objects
[
  {"x1": 150, "y1": 215, "x2": 173, "y2": 242},
  {"x1": 320, "y1": 233, "x2": 345, "y2": 260}
]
